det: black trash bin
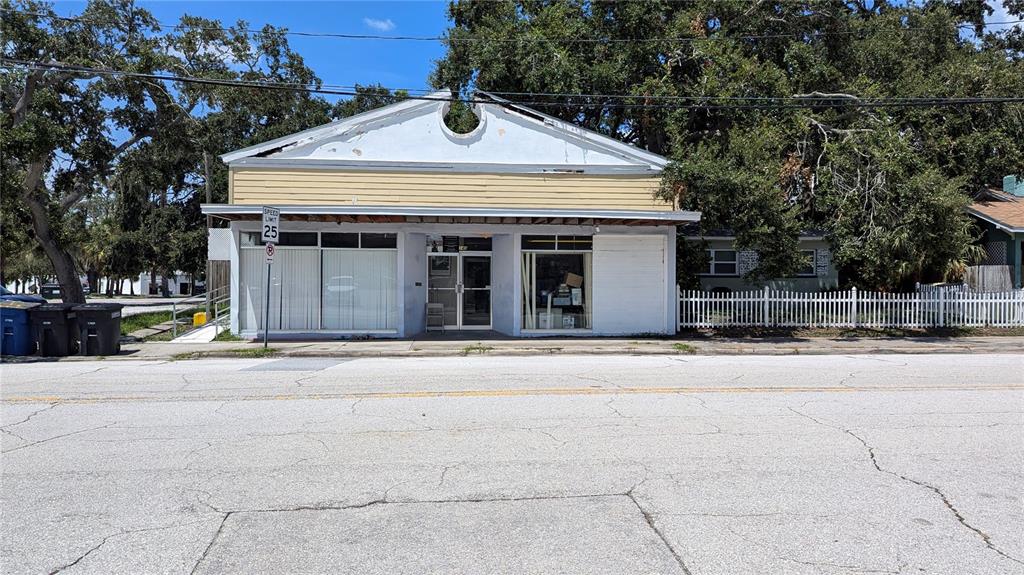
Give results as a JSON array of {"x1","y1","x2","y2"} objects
[
  {"x1": 29, "y1": 303, "x2": 79, "y2": 356},
  {"x1": 73, "y1": 303, "x2": 124, "y2": 356}
]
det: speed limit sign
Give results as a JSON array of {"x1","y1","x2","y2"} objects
[
  {"x1": 265, "y1": 242, "x2": 276, "y2": 264},
  {"x1": 261, "y1": 206, "x2": 280, "y2": 243}
]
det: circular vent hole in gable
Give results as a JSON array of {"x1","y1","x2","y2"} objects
[{"x1": 443, "y1": 99, "x2": 480, "y2": 134}]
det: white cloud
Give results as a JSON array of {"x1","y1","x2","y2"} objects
[
  {"x1": 165, "y1": 43, "x2": 239, "y2": 66},
  {"x1": 986, "y1": 1, "x2": 1021, "y2": 32},
  {"x1": 363, "y1": 18, "x2": 396, "y2": 32}
]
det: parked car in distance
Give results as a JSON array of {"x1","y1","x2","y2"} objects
[
  {"x1": 0, "y1": 286, "x2": 46, "y2": 304},
  {"x1": 39, "y1": 283, "x2": 62, "y2": 299},
  {"x1": 37, "y1": 282, "x2": 91, "y2": 299}
]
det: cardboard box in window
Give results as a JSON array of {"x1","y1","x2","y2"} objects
[{"x1": 564, "y1": 273, "x2": 583, "y2": 288}]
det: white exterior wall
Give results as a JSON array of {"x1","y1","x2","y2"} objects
[
  {"x1": 208, "y1": 228, "x2": 232, "y2": 261},
  {"x1": 265, "y1": 98, "x2": 665, "y2": 171},
  {"x1": 490, "y1": 234, "x2": 516, "y2": 335},
  {"x1": 591, "y1": 234, "x2": 672, "y2": 335},
  {"x1": 403, "y1": 233, "x2": 427, "y2": 335},
  {"x1": 229, "y1": 225, "x2": 241, "y2": 334},
  {"x1": 225, "y1": 220, "x2": 677, "y2": 338}
]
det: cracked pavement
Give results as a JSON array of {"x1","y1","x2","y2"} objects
[{"x1": 1, "y1": 354, "x2": 1023, "y2": 574}]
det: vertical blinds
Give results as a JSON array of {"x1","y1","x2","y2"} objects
[{"x1": 239, "y1": 246, "x2": 398, "y2": 332}]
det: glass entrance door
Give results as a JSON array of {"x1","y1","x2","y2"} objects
[
  {"x1": 460, "y1": 255, "x2": 491, "y2": 328},
  {"x1": 428, "y1": 254, "x2": 458, "y2": 329},
  {"x1": 427, "y1": 253, "x2": 491, "y2": 329}
]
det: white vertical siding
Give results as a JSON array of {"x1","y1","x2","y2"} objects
[{"x1": 592, "y1": 234, "x2": 668, "y2": 334}]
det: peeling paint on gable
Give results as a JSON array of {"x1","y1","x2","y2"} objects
[{"x1": 221, "y1": 91, "x2": 667, "y2": 174}]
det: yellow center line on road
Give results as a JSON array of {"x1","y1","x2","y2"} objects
[{"x1": 3, "y1": 384, "x2": 1023, "y2": 404}]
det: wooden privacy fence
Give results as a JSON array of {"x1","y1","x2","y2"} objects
[{"x1": 678, "y1": 287, "x2": 1024, "y2": 329}]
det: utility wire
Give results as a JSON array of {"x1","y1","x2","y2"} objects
[
  {"x1": 3, "y1": 7, "x2": 1020, "y2": 44},
  {"x1": 4, "y1": 58, "x2": 1023, "y2": 111}
]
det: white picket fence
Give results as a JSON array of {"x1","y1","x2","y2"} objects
[{"x1": 678, "y1": 286, "x2": 1024, "y2": 329}]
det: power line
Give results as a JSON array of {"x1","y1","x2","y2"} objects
[
  {"x1": 3, "y1": 7, "x2": 1020, "y2": 45},
  {"x1": 4, "y1": 59, "x2": 1023, "y2": 111}
]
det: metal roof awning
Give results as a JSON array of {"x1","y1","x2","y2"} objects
[{"x1": 201, "y1": 204, "x2": 701, "y2": 226}]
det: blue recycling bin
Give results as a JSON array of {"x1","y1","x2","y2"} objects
[{"x1": 1, "y1": 301, "x2": 40, "y2": 356}]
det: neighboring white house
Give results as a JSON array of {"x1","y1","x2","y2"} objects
[
  {"x1": 202, "y1": 92, "x2": 700, "y2": 338},
  {"x1": 683, "y1": 227, "x2": 840, "y2": 292},
  {"x1": 138, "y1": 272, "x2": 195, "y2": 296}
]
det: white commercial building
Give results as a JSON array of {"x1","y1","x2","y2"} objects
[{"x1": 203, "y1": 92, "x2": 699, "y2": 338}]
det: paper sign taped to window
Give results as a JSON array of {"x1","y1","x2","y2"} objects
[
  {"x1": 737, "y1": 251, "x2": 759, "y2": 275},
  {"x1": 815, "y1": 249, "x2": 832, "y2": 277}
]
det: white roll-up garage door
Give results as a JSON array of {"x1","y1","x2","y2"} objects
[{"x1": 592, "y1": 234, "x2": 668, "y2": 334}]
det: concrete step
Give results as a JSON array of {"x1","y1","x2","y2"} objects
[{"x1": 126, "y1": 320, "x2": 178, "y2": 341}]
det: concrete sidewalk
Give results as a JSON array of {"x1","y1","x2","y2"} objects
[{"x1": 10, "y1": 335, "x2": 1020, "y2": 361}]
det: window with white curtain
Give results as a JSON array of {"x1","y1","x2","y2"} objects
[
  {"x1": 322, "y1": 249, "x2": 397, "y2": 330},
  {"x1": 239, "y1": 247, "x2": 320, "y2": 331},
  {"x1": 239, "y1": 231, "x2": 399, "y2": 333}
]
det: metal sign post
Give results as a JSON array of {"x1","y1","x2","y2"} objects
[{"x1": 261, "y1": 207, "x2": 280, "y2": 349}]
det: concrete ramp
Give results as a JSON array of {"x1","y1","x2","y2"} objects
[{"x1": 170, "y1": 323, "x2": 223, "y2": 343}]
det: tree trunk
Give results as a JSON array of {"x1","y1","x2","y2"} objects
[
  {"x1": 22, "y1": 187, "x2": 86, "y2": 304},
  {"x1": 160, "y1": 273, "x2": 170, "y2": 297},
  {"x1": 87, "y1": 269, "x2": 99, "y2": 296}
]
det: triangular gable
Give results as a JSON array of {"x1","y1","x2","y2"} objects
[{"x1": 221, "y1": 91, "x2": 666, "y2": 174}]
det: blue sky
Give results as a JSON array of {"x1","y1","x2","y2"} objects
[
  {"x1": 49, "y1": 0, "x2": 1019, "y2": 104},
  {"x1": 54, "y1": 1, "x2": 452, "y2": 97}
]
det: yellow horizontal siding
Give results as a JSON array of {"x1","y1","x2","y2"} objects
[{"x1": 229, "y1": 168, "x2": 671, "y2": 211}]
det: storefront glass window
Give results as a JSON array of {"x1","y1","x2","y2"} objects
[
  {"x1": 521, "y1": 236, "x2": 592, "y2": 330},
  {"x1": 239, "y1": 230, "x2": 399, "y2": 332}
]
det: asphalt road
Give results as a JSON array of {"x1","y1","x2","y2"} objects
[{"x1": 2, "y1": 354, "x2": 1022, "y2": 575}]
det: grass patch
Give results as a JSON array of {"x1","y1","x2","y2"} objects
[
  {"x1": 120, "y1": 307, "x2": 199, "y2": 339},
  {"x1": 120, "y1": 310, "x2": 173, "y2": 335},
  {"x1": 461, "y1": 343, "x2": 494, "y2": 355},
  {"x1": 672, "y1": 343, "x2": 697, "y2": 354},
  {"x1": 212, "y1": 329, "x2": 245, "y2": 342},
  {"x1": 226, "y1": 347, "x2": 278, "y2": 358},
  {"x1": 170, "y1": 346, "x2": 277, "y2": 361}
]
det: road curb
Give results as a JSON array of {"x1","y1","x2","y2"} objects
[{"x1": 9, "y1": 344, "x2": 1017, "y2": 362}]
